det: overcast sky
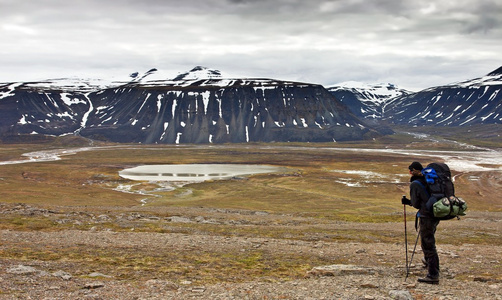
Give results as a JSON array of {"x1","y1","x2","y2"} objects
[{"x1": 1, "y1": 0, "x2": 501, "y2": 91}]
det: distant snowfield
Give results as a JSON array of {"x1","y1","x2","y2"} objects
[
  {"x1": 321, "y1": 147, "x2": 502, "y2": 173},
  {"x1": 0, "y1": 146, "x2": 116, "y2": 166}
]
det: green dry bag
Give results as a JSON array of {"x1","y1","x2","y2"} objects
[{"x1": 432, "y1": 197, "x2": 467, "y2": 219}]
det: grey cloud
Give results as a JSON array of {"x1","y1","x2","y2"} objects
[
  {"x1": 0, "y1": 0, "x2": 500, "y2": 90},
  {"x1": 464, "y1": 17, "x2": 499, "y2": 34},
  {"x1": 462, "y1": 1, "x2": 502, "y2": 34}
]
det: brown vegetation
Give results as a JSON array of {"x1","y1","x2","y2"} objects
[{"x1": 0, "y1": 132, "x2": 501, "y2": 298}]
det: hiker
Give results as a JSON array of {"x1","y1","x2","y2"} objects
[{"x1": 402, "y1": 161, "x2": 440, "y2": 284}]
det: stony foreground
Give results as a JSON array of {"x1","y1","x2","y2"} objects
[
  {"x1": 1, "y1": 259, "x2": 500, "y2": 300},
  {"x1": 1, "y1": 204, "x2": 501, "y2": 299},
  {"x1": 2, "y1": 231, "x2": 501, "y2": 299}
]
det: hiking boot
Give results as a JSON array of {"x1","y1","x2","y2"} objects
[{"x1": 418, "y1": 275, "x2": 439, "y2": 285}]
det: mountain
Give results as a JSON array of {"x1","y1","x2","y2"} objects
[
  {"x1": 385, "y1": 67, "x2": 502, "y2": 126},
  {"x1": 327, "y1": 82, "x2": 412, "y2": 121},
  {"x1": 328, "y1": 67, "x2": 502, "y2": 127},
  {"x1": 0, "y1": 67, "x2": 383, "y2": 144}
]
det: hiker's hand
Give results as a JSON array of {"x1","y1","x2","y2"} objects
[{"x1": 401, "y1": 196, "x2": 411, "y2": 205}]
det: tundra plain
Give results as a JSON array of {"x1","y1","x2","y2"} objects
[{"x1": 0, "y1": 131, "x2": 501, "y2": 299}]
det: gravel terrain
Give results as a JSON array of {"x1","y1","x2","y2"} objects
[{"x1": 1, "y1": 203, "x2": 501, "y2": 299}]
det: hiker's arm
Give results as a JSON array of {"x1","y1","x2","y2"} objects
[{"x1": 409, "y1": 182, "x2": 423, "y2": 209}]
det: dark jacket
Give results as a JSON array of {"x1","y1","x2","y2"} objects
[{"x1": 410, "y1": 175, "x2": 434, "y2": 218}]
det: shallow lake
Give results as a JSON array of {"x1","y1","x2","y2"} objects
[{"x1": 119, "y1": 164, "x2": 285, "y2": 182}]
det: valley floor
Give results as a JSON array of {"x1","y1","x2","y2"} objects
[{"x1": 0, "y1": 138, "x2": 501, "y2": 299}]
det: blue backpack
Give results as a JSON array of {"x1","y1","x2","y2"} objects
[{"x1": 416, "y1": 163, "x2": 467, "y2": 220}]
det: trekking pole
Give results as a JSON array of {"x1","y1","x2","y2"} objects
[
  {"x1": 403, "y1": 202, "x2": 409, "y2": 280},
  {"x1": 406, "y1": 224, "x2": 421, "y2": 281}
]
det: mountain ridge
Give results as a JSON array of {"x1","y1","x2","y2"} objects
[
  {"x1": 328, "y1": 67, "x2": 502, "y2": 126},
  {"x1": 1, "y1": 66, "x2": 500, "y2": 144},
  {"x1": 384, "y1": 67, "x2": 502, "y2": 126},
  {"x1": 327, "y1": 82, "x2": 412, "y2": 120},
  {"x1": 0, "y1": 67, "x2": 382, "y2": 144}
]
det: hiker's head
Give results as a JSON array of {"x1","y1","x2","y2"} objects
[{"x1": 408, "y1": 161, "x2": 423, "y2": 176}]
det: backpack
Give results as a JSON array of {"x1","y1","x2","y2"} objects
[{"x1": 419, "y1": 163, "x2": 467, "y2": 220}]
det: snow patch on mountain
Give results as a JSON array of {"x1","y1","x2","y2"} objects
[
  {"x1": 12, "y1": 78, "x2": 127, "y2": 93},
  {"x1": 328, "y1": 82, "x2": 410, "y2": 104},
  {"x1": 448, "y1": 73, "x2": 502, "y2": 88},
  {"x1": 60, "y1": 93, "x2": 87, "y2": 106},
  {"x1": 0, "y1": 82, "x2": 23, "y2": 99},
  {"x1": 173, "y1": 66, "x2": 223, "y2": 81},
  {"x1": 327, "y1": 81, "x2": 412, "y2": 120}
]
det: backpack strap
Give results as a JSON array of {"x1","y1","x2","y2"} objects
[
  {"x1": 413, "y1": 180, "x2": 428, "y2": 231},
  {"x1": 413, "y1": 180, "x2": 430, "y2": 197}
]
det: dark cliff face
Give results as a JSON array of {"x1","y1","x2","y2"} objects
[
  {"x1": 0, "y1": 82, "x2": 91, "y2": 137},
  {"x1": 0, "y1": 77, "x2": 380, "y2": 144},
  {"x1": 81, "y1": 81, "x2": 374, "y2": 143}
]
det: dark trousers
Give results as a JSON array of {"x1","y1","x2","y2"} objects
[{"x1": 419, "y1": 217, "x2": 440, "y2": 278}]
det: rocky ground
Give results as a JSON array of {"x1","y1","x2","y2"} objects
[{"x1": 1, "y1": 203, "x2": 501, "y2": 299}]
